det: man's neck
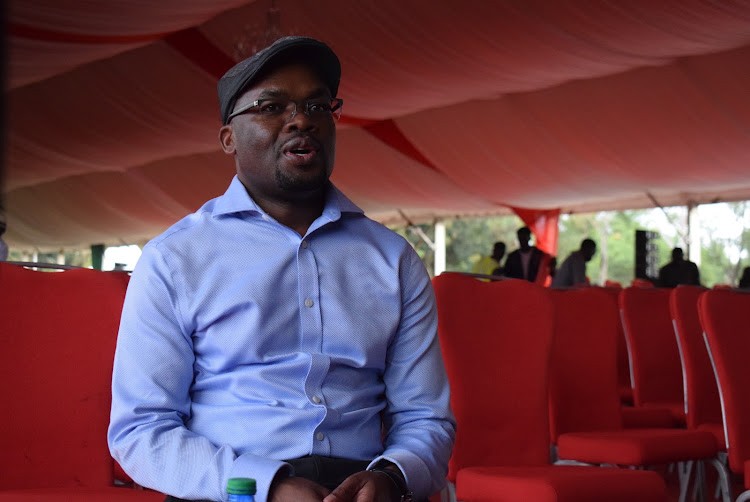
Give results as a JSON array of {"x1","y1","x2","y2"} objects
[
  {"x1": 244, "y1": 186, "x2": 327, "y2": 237},
  {"x1": 265, "y1": 198, "x2": 325, "y2": 236}
]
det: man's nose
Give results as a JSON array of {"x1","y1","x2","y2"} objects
[{"x1": 285, "y1": 102, "x2": 315, "y2": 130}]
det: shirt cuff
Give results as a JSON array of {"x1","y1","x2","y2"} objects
[{"x1": 368, "y1": 451, "x2": 432, "y2": 501}]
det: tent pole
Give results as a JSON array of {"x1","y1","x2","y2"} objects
[
  {"x1": 687, "y1": 201, "x2": 701, "y2": 266},
  {"x1": 434, "y1": 220, "x2": 446, "y2": 276}
]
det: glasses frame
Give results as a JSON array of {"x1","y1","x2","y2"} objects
[{"x1": 228, "y1": 97, "x2": 343, "y2": 122}]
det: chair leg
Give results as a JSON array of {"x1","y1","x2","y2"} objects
[
  {"x1": 737, "y1": 490, "x2": 750, "y2": 502},
  {"x1": 554, "y1": 459, "x2": 594, "y2": 466},
  {"x1": 692, "y1": 461, "x2": 706, "y2": 502},
  {"x1": 709, "y1": 454, "x2": 732, "y2": 502},
  {"x1": 441, "y1": 481, "x2": 457, "y2": 502},
  {"x1": 678, "y1": 460, "x2": 695, "y2": 502}
]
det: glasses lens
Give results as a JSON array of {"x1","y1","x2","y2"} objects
[
  {"x1": 257, "y1": 99, "x2": 290, "y2": 117},
  {"x1": 331, "y1": 99, "x2": 343, "y2": 120}
]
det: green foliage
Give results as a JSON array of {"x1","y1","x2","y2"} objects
[
  {"x1": 394, "y1": 204, "x2": 749, "y2": 287},
  {"x1": 7, "y1": 248, "x2": 92, "y2": 268},
  {"x1": 390, "y1": 214, "x2": 523, "y2": 276},
  {"x1": 700, "y1": 201, "x2": 750, "y2": 287}
]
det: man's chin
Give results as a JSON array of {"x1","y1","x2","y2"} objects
[{"x1": 275, "y1": 169, "x2": 331, "y2": 194}]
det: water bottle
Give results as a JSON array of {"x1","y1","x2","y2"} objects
[{"x1": 227, "y1": 477, "x2": 256, "y2": 501}]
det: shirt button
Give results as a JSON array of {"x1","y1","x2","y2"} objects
[
  {"x1": 301, "y1": 241, "x2": 309, "y2": 249},
  {"x1": 316, "y1": 432, "x2": 324, "y2": 441},
  {"x1": 312, "y1": 395, "x2": 322, "y2": 404},
  {"x1": 305, "y1": 298, "x2": 314, "y2": 308}
]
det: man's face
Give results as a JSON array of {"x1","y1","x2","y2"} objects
[
  {"x1": 220, "y1": 63, "x2": 336, "y2": 204},
  {"x1": 518, "y1": 230, "x2": 531, "y2": 247}
]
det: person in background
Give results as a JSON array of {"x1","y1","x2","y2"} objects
[
  {"x1": 504, "y1": 226, "x2": 545, "y2": 282},
  {"x1": 473, "y1": 241, "x2": 505, "y2": 278},
  {"x1": 738, "y1": 266, "x2": 750, "y2": 289},
  {"x1": 657, "y1": 247, "x2": 701, "y2": 288},
  {"x1": 0, "y1": 220, "x2": 8, "y2": 261},
  {"x1": 108, "y1": 36, "x2": 455, "y2": 502},
  {"x1": 551, "y1": 238, "x2": 597, "y2": 288}
]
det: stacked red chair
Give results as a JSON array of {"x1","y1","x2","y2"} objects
[
  {"x1": 699, "y1": 289, "x2": 750, "y2": 502},
  {"x1": 669, "y1": 286, "x2": 724, "y2": 440},
  {"x1": 599, "y1": 286, "x2": 673, "y2": 428},
  {"x1": 432, "y1": 273, "x2": 667, "y2": 502},
  {"x1": 0, "y1": 263, "x2": 165, "y2": 501},
  {"x1": 548, "y1": 287, "x2": 728, "y2": 502},
  {"x1": 620, "y1": 287, "x2": 686, "y2": 425},
  {"x1": 599, "y1": 286, "x2": 634, "y2": 405}
]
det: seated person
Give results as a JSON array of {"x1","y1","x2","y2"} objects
[{"x1": 108, "y1": 36, "x2": 455, "y2": 502}]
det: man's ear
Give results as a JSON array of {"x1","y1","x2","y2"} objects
[{"x1": 219, "y1": 125, "x2": 236, "y2": 154}]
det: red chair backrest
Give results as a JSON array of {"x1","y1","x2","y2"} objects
[
  {"x1": 698, "y1": 289, "x2": 750, "y2": 474},
  {"x1": 432, "y1": 273, "x2": 554, "y2": 481},
  {"x1": 669, "y1": 286, "x2": 722, "y2": 430},
  {"x1": 600, "y1": 286, "x2": 632, "y2": 398},
  {"x1": 549, "y1": 288, "x2": 624, "y2": 441},
  {"x1": 0, "y1": 263, "x2": 130, "y2": 489},
  {"x1": 620, "y1": 287, "x2": 684, "y2": 408}
]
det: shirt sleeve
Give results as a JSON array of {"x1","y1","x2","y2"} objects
[
  {"x1": 107, "y1": 244, "x2": 289, "y2": 502},
  {"x1": 369, "y1": 248, "x2": 457, "y2": 500}
]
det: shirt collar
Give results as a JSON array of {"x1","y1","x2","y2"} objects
[{"x1": 213, "y1": 175, "x2": 364, "y2": 224}]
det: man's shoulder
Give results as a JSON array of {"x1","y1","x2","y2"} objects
[
  {"x1": 146, "y1": 198, "x2": 222, "y2": 249},
  {"x1": 343, "y1": 215, "x2": 413, "y2": 249}
]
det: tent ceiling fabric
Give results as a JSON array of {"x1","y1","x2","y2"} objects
[{"x1": 5, "y1": 0, "x2": 750, "y2": 249}]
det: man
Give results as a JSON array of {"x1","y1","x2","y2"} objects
[
  {"x1": 503, "y1": 227, "x2": 545, "y2": 282},
  {"x1": 0, "y1": 220, "x2": 8, "y2": 261},
  {"x1": 657, "y1": 247, "x2": 701, "y2": 287},
  {"x1": 108, "y1": 37, "x2": 455, "y2": 502},
  {"x1": 472, "y1": 241, "x2": 505, "y2": 277},
  {"x1": 551, "y1": 238, "x2": 597, "y2": 288}
]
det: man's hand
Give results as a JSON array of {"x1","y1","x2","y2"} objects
[
  {"x1": 322, "y1": 471, "x2": 401, "y2": 502},
  {"x1": 269, "y1": 476, "x2": 332, "y2": 502}
]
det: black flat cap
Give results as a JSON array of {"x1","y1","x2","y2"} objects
[{"x1": 218, "y1": 36, "x2": 341, "y2": 125}]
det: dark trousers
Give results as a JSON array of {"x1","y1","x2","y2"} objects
[{"x1": 164, "y1": 455, "x2": 371, "y2": 501}]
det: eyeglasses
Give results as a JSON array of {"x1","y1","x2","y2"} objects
[{"x1": 228, "y1": 97, "x2": 343, "y2": 122}]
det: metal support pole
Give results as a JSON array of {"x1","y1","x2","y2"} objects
[
  {"x1": 687, "y1": 201, "x2": 701, "y2": 266},
  {"x1": 434, "y1": 220, "x2": 446, "y2": 276}
]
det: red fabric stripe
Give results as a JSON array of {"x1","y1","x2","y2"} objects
[
  {"x1": 10, "y1": 22, "x2": 168, "y2": 44},
  {"x1": 363, "y1": 119, "x2": 439, "y2": 171},
  {"x1": 163, "y1": 28, "x2": 236, "y2": 80}
]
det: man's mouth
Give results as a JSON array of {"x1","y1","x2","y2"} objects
[{"x1": 283, "y1": 137, "x2": 322, "y2": 164}]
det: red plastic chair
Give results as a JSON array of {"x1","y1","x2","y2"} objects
[
  {"x1": 669, "y1": 286, "x2": 723, "y2": 438},
  {"x1": 597, "y1": 287, "x2": 674, "y2": 428},
  {"x1": 0, "y1": 263, "x2": 164, "y2": 501},
  {"x1": 599, "y1": 286, "x2": 634, "y2": 406},
  {"x1": 432, "y1": 273, "x2": 667, "y2": 502},
  {"x1": 699, "y1": 289, "x2": 750, "y2": 502},
  {"x1": 620, "y1": 287, "x2": 686, "y2": 424},
  {"x1": 548, "y1": 288, "x2": 726, "y2": 502}
]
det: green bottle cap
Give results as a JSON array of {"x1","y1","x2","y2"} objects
[{"x1": 227, "y1": 477, "x2": 256, "y2": 495}]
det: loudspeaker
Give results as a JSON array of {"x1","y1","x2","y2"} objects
[{"x1": 634, "y1": 230, "x2": 659, "y2": 281}]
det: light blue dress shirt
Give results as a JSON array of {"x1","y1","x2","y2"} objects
[{"x1": 108, "y1": 176, "x2": 455, "y2": 502}]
